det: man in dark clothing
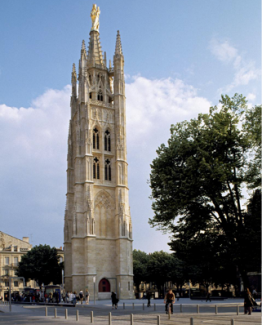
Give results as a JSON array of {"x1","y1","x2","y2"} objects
[
  {"x1": 164, "y1": 289, "x2": 175, "y2": 314},
  {"x1": 146, "y1": 290, "x2": 152, "y2": 307}
]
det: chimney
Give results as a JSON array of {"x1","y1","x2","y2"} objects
[{"x1": 23, "y1": 237, "x2": 29, "y2": 243}]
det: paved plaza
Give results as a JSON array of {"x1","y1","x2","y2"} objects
[{"x1": 0, "y1": 299, "x2": 261, "y2": 325}]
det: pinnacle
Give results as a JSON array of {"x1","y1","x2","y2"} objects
[
  {"x1": 72, "y1": 63, "x2": 76, "y2": 73},
  {"x1": 115, "y1": 30, "x2": 123, "y2": 55},
  {"x1": 82, "y1": 40, "x2": 86, "y2": 50}
]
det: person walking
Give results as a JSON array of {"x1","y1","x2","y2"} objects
[
  {"x1": 244, "y1": 288, "x2": 254, "y2": 315},
  {"x1": 79, "y1": 290, "x2": 84, "y2": 304},
  {"x1": 164, "y1": 289, "x2": 175, "y2": 314},
  {"x1": 85, "y1": 289, "x2": 89, "y2": 304},
  {"x1": 206, "y1": 291, "x2": 211, "y2": 302},
  {"x1": 175, "y1": 292, "x2": 179, "y2": 301},
  {"x1": 146, "y1": 289, "x2": 152, "y2": 307},
  {"x1": 111, "y1": 292, "x2": 118, "y2": 309}
]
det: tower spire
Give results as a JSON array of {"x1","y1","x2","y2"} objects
[
  {"x1": 87, "y1": 4, "x2": 104, "y2": 66},
  {"x1": 115, "y1": 30, "x2": 123, "y2": 55}
]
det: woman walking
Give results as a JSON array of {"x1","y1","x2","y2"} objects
[
  {"x1": 244, "y1": 288, "x2": 254, "y2": 315},
  {"x1": 111, "y1": 292, "x2": 118, "y2": 309}
]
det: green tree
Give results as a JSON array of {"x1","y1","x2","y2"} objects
[
  {"x1": 149, "y1": 94, "x2": 261, "y2": 287},
  {"x1": 133, "y1": 250, "x2": 149, "y2": 288},
  {"x1": 16, "y1": 245, "x2": 63, "y2": 286}
]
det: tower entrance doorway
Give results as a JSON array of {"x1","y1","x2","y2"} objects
[{"x1": 99, "y1": 278, "x2": 110, "y2": 292}]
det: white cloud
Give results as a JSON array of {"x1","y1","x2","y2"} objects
[
  {"x1": 209, "y1": 39, "x2": 238, "y2": 63},
  {"x1": 246, "y1": 93, "x2": 256, "y2": 102},
  {"x1": 209, "y1": 38, "x2": 260, "y2": 93},
  {"x1": 126, "y1": 76, "x2": 211, "y2": 145},
  {"x1": 0, "y1": 77, "x2": 211, "y2": 251}
]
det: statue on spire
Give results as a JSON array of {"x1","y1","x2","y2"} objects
[{"x1": 90, "y1": 4, "x2": 100, "y2": 32}]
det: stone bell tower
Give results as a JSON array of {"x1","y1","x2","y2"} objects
[{"x1": 63, "y1": 4, "x2": 133, "y2": 299}]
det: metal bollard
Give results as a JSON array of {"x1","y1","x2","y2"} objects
[
  {"x1": 45, "y1": 307, "x2": 48, "y2": 316},
  {"x1": 109, "y1": 312, "x2": 112, "y2": 325},
  {"x1": 197, "y1": 305, "x2": 199, "y2": 313},
  {"x1": 130, "y1": 313, "x2": 134, "y2": 325},
  {"x1": 157, "y1": 315, "x2": 160, "y2": 325},
  {"x1": 143, "y1": 303, "x2": 145, "y2": 310},
  {"x1": 65, "y1": 309, "x2": 68, "y2": 319},
  {"x1": 154, "y1": 303, "x2": 156, "y2": 311},
  {"x1": 180, "y1": 304, "x2": 182, "y2": 313},
  {"x1": 133, "y1": 302, "x2": 135, "y2": 309},
  {"x1": 231, "y1": 319, "x2": 235, "y2": 325},
  {"x1": 215, "y1": 305, "x2": 218, "y2": 314},
  {"x1": 123, "y1": 302, "x2": 125, "y2": 309},
  {"x1": 190, "y1": 317, "x2": 194, "y2": 325},
  {"x1": 76, "y1": 310, "x2": 79, "y2": 321},
  {"x1": 54, "y1": 308, "x2": 57, "y2": 318},
  {"x1": 91, "y1": 311, "x2": 94, "y2": 323},
  {"x1": 236, "y1": 305, "x2": 239, "y2": 315}
]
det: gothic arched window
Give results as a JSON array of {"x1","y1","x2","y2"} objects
[
  {"x1": 105, "y1": 159, "x2": 111, "y2": 181},
  {"x1": 93, "y1": 157, "x2": 100, "y2": 179},
  {"x1": 93, "y1": 128, "x2": 99, "y2": 149},
  {"x1": 104, "y1": 130, "x2": 111, "y2": 151},
  {"x1": 97, "y1": 90, "x2": 103, "y2": 101}
]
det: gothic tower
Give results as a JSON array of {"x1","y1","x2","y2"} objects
[{"x1": 64, "y1": 4, "x2": 133, "y2": 299}]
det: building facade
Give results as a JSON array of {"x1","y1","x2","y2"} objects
[
  {"x1": 0, "y1": 232, "x2": 35, "y2": 299},
  {"x1": 64, "y1": 4, "x2": 133, "y2": 299}
]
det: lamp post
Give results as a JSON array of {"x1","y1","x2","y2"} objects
[{"x1": 93, "y1": 276, "x2": 96, "y2": 305}]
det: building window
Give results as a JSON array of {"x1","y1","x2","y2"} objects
[
  {"x1": 93, "y1": 157, "x2": 100, "y2": 179},
  {"x1": 14, "y1": 281, "x2": 19, "y2": 287},
  {"x1": 89, "y1": 92, "x2": 92, "y2": 99},
  {"x1": 104, "y1": 130, "x2": 111, "y2": 151},
  {"x1": 5, "y1": 257, "x2": 9, "y2": 265},
  {"x1": 14, "y1": 246, "x2": 18, "y2": 252},
  {"x1": 97, "y1": 90, "x2": 103, "y2": 101},
  {"x1": 5, "y1": 269, "x2": 9, "y2": 276},
  {"x1": 5, "y1": 281, "x2": 9, "y2": 287},
  {"x1": 14, "y1": 257, "x2": 18, "y2": 266},
  {"x1": 93, "y1": 128, "x2": 99, "y2": 149},
  {"x1": 105, "y1": 159, "x2": 111, "y2": 181}
]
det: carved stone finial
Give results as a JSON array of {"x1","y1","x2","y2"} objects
[{"x1": 90, "y1": 4, "x2": 100, "y2": 32}]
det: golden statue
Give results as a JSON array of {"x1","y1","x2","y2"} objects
[{"x1": 90, "y1": 4, "x2": 100, "y2": 32}]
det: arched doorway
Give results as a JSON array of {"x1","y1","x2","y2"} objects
[{"x1": 98, "y1": 278, "x2": 110, "y2": 292}]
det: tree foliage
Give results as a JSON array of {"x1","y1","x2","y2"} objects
[
  {"x1": 16, "y1": 245, "x2": 63, "y2": 286},
  {"x1": 149, "y1": 94, "x2": 261, "y2": 287},
  {"x1": 133, "y1": 249, "x2": 184, "y2": 290}
]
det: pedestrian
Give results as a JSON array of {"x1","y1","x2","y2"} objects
[
  {"x1": 72, "y1": 291, "x2": 77, "y2": 305},
  {"x1": 164, "y1": 289, "x2": 175, "y2": 314},
  {"x1": 252, "y1": 288, "x2": 257, "y2": 299},
  {"x1": 85, "y1": 289, "x2": 89, "y2": 304},
  {"x1": 146, "y1": 289, "x2": 152, "y2": 307},
  {"x1": 111, "y1": 292, "x2": 118, "y2": 309},
  {"x1": 79, "y1": 290, "x2": 83, "y2": 304},
  {"x1": 176, "y1": 292, "x2": 179, "y2": 301},
  {"x1": 244, "y1": 288, "x2": 254, "y2": 315},
  {"x1": 206, "y1": 291, "x2": 211, "y2": 302}
]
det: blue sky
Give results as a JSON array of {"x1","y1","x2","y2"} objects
[{"x1": 0, "y1": 0, "x2": 261, "y2": 252}]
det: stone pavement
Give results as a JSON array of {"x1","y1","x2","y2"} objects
[{"x1": 0, "y1": 299, "x2": 261, "y2": 325}]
